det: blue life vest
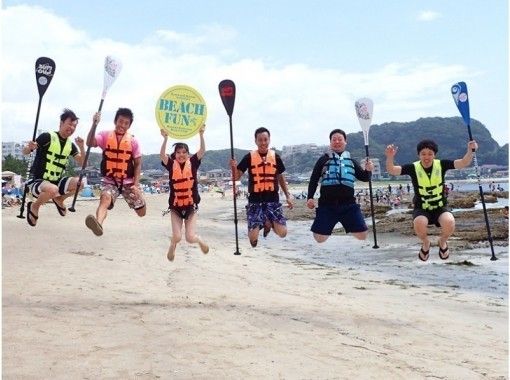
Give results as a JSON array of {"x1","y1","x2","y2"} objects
[{"x1": 321, "y1": 151, "x2": 355, "y2": 188}]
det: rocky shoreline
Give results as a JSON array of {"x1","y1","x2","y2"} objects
[{"x1": 284, "y1": 190, "x2": 509, "y2": 248}]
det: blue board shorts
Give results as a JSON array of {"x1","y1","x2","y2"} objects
[
  {"x1": 246, "y1": 201, "x2": 286, "y2": 231},
  {"x1": 311, "y1": 203, "x2": 367, "y2": 235}
]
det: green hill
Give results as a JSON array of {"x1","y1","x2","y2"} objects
[{"x1": 85, "y1": 117, "x2": 507, "y2": 175}]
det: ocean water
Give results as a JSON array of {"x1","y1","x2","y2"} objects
[{"x1": 261, "y1": 220, "x2": 508, "y2": 299}]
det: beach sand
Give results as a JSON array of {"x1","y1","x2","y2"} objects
[{"x1": 2, "y1": 193, "x2": 508, "y2": 379}]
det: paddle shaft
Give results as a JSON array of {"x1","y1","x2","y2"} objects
[
  {"x1": 364, "y1": 145, "x2": 379, "y2": 249},
  {"x1": 466, "y1": 125, "x2": 496, "y2": 260},
  {"x1": 17, "y1": 96, "x2": 44, "y2": 219},
  {"x1": 68, "y1": 98, "x2": 104, "y2": 212},
  {"x1": 228, "y1": 115, "x2": 241, "y2": 255}
]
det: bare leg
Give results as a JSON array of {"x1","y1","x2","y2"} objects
[
  {"x1": 184, "y1": 212, "x2": 209, "y2": 254},
  {"x1": 168, "y1": 211, "x2": 184, "y2": 261},
  {"x1": 413, "y1": 215, "x2": 431, "y2": 260},
  {"x1": 437, "y1": 212, "x2": 454, "y2": 259},
  {"x1": 31, "y1": 181, "x2": 59, "y2": 218},
  {"x1": 248, "y1": 228, "x2": 260, "y2": 247},
  {"x1": 272, "y1": 222, "x2": 287, "y2": 238},
  {"x1": 351, "y1": 231, "x2": 368, "y2": 240},
  {"x1": 313, "y1": 233, "x2": 329, "y2": 243}
]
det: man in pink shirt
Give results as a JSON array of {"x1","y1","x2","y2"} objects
[{"x1": 85, "y1": 108, "x2": 146, "y2": 236}]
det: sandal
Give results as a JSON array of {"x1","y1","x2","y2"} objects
[
  {"x1": 52, "y1": 199, "x2": 66, "y2": 216},
  {"x1": 85, "y1": 214, "x2": 103, "y2": 236},
  {"x1": 26, "y1": 201, "x2": 38, "y2": 227},
  {"x1": 438, "y1": 242, "x2": 450, "y2": 260},
  {"x1": 418, "y1": 247, "x2": 430, "y2": 262}
]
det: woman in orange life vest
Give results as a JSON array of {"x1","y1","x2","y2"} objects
[
  {"x1": 84, "y1": 108, "x2": 146, "y2": 236},
  {"x1": 160, "y1": 125, "x2": 209, "y2": 262},
  {"x1": 385, "y1": 139, "x2": 477, "y2": 261},
  {"x1": 230, "y1": 127, "x2": 294, "y2": 248}
]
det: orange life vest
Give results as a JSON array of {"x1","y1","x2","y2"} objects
[
  {"x1": 171, "y1": 159, "x2": 195, "y2": 207},
  {"x1": 101, "y1": 132, "x2": 134, "y2": 179},
  {"x1": 250, "y1": 150, "x2": 277, "y2": 193}
]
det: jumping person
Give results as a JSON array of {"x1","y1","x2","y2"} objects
[
  {"x1": 385, "y1": 139, "x2": 477, "y2": 261},
  {"x1": 230, "y1": 127, "x2": 294, "y2": 248},
  {"x1": 307, "y1": 128, "x2": 374, "y2": 243},
  {"x1": 85, "y1": 108, "x2": 146, "y2": 236},
  {"x1": 160, "y1": 125, "x2": 209, "y2": 261},
  {"x1": 21, "y1": 108, "x2": 85, "y2": 226}
]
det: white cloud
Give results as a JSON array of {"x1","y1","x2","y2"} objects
[
  {"x1": 2, "y1": 5, "x2": 473, "y2": 156},
  {"x1": 417, "y1": 10, "x2": 442, "y2": 22}
]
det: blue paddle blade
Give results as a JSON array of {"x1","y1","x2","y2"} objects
[{"x1": 451, "y1": 82, "x2": 470, "y2": 126}]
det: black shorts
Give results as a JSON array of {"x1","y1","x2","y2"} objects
[
  {"x1": 170, "y1": 204, "x2": 198, "y2": 220},
  {"x1": 413, "y1": 207, "x2": 450, "y2": 227}
]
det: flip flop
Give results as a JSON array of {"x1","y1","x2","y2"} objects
[
  {"x1": 438, "y1": 242, "x2": 450, "y2": 260},
  {"x1": 52, "y1": 199, "x2": 66, "y2": 216},
  {"x1": 26, "y1": 201, "x2": 38, "y2": 227},
  {"x1": 418, "y1": 247, "x2": 429, "y2": 262},
  {"x1": 85, "y1": 214, "x2": 103, "y2": 236}
]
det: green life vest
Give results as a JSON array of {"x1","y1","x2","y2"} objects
[
  {"x1": 42, "y1": 132, "x2": 72, "y2": 181},
  {"x1": 414, "y1": 159, "x2": 445, "y2": 210}
]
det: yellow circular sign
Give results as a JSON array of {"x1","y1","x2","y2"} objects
[{"x1": 155, "y1": 85, "x2": 207, "y2": 139}]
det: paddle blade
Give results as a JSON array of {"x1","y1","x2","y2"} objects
[
  {"x1": 102, "y1": 55, "x2": 122, "y2": 98},
  {"x1": 219, "y1": 79, "x2": 236, "y2": 117},
  {"x1": 355, "y1": 98, "x2": 373, "y2": 145},
  {"x1": 35, "y1": 57, "x2": 56, "y2": 98},
  {"x1": 451, "y1": 82, "x2": 470, "y2": 126}
]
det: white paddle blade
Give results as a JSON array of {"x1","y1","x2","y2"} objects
[
  {"x1": 102, "y1": 56, "x2": 122, "y2": 98},
  {"x1": 355, "y1": 98, "x2": 373, "y2": 145}
]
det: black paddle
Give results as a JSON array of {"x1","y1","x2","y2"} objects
[
  {"x1": 218, "y1": 79, "x2": 241, "y2": 255},
  {"x1": 68, "y1": 56, "x2": 122, "y2": 212},
  {"x1": 18, "y1": 57, "x2": 56, "y2": 219},
  {"x1": 451, "y1": 82, "x2": 496, "y2": 260}
]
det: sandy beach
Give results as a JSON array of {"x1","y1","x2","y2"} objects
[{"x1": 2, "y1": 193, "x2": 508, "y2": 379}]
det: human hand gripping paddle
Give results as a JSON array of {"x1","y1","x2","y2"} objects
[
  {"x1": 218, "y1": 79, "x2": 241, "y2": 255},
  {"x1": 18, "y1": 57, "x2": 56, "y2": 219},
  {"x1": 355, "y1": 98, "x2": 379, "y2": 249},
  {"x1": 68, "y1": 56, "x2": 122, "y2": 212},
  {"x1": 451, "y1": 82, "x2": 496, "y2": 260}
]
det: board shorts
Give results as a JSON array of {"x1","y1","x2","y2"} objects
[
  {"x1": 311, "y1": 202, "x2": 367, "y2": 235},
  {"x1": 26, "y1": 177, "x2": 74, "y2": 198},
  {"x1": 101, "y1": 183, "x2": 146, "y2": 210},
  {"x1": 246, "y1": 201, "x2": 286, "y2": 231},
  {"x1": 413, "y1": 207, "x2": 450, "y2": 227}
]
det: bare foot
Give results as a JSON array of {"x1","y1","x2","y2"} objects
[
  {"x1": 198, "y1": 239, "x2": 209, "y2": 254},
  {"x1": 167, "y1": 242, "x2": 177, "y2": 261}
]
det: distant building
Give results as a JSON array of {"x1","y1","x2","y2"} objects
[
  {"x1": 360, "y1": 157, "x2": 382, "y2": 180},
  {"x1": 204, "y1": 169, "x2": 231, "y2": 182},
  {"x1": 2, "y1": 141, "x2": 29, "y2": 160},
  {"x1": 281, "y1": 144, "x2": 328, "y2": 158}
]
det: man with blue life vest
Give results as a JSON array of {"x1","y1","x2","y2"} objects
[
  {"x1": 385, "y1": 139, "x2": 477, "y2": 261},
  {"x1": 84, "y1": 108, "x2": 146, "y2": 236},
  {"x1": 307, "y1": 129, "x2": 374, "y2": 243},
  {"x1": 230, "y1": 127, "x2": 294, "y2": 248},
  {"x1": 22, "y1": 108, "x2": 86, "y2": 227}
]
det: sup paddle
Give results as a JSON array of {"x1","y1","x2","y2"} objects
[
  {"x1": 18, "y1": 57, "x2": 56, "y2": 219},
  {"x1": 451, "y1": 82, "x2": 496, "y2": 260},
  {"x1": 355, "y1": 98, "x2": 379, "y2": 249},
  {"x1": 218, "y1": 79, "x2": 241, "y2": 255},
  {"x1": 68, "y1": 56, "x2": 122, "y2": 212}
]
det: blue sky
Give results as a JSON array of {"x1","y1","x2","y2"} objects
[{"x1": 2, "y1": 1, "x2": 508, "y2": 154}]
